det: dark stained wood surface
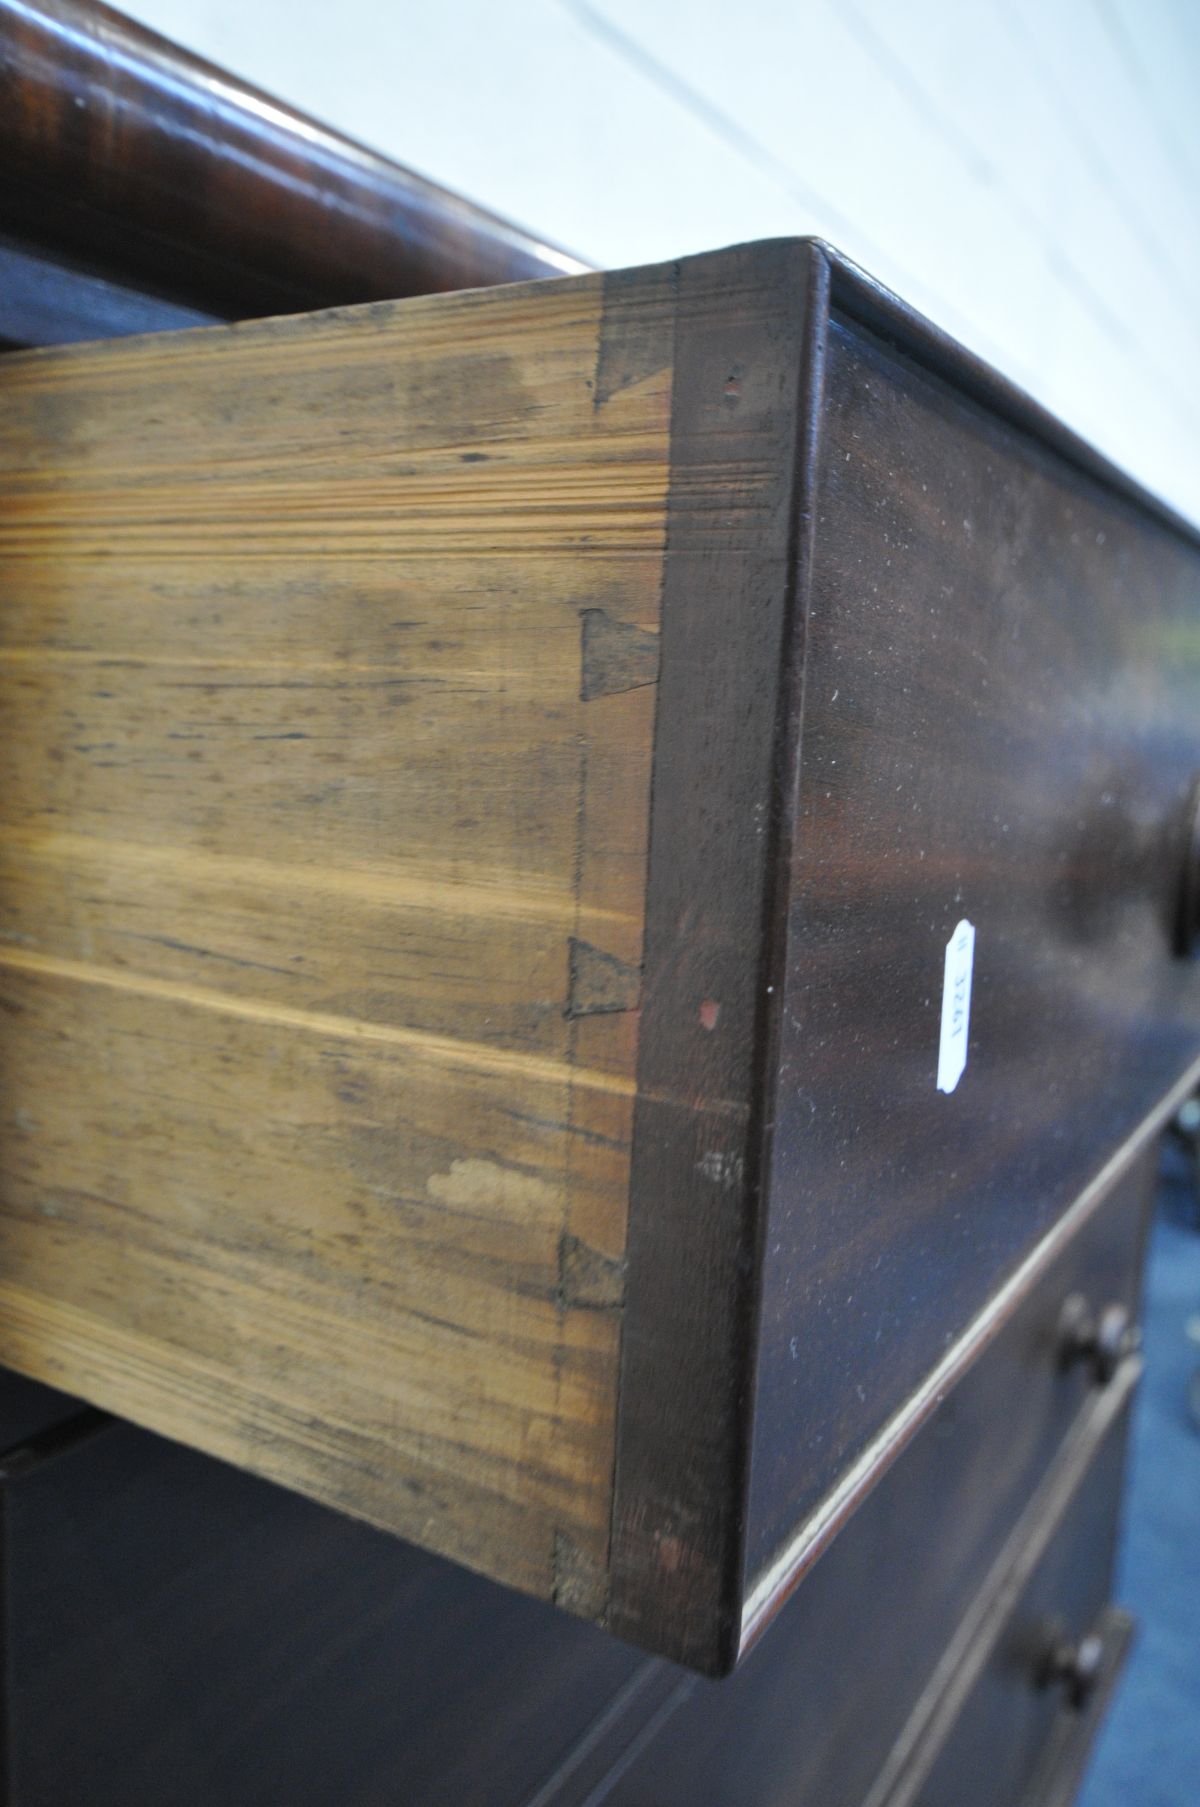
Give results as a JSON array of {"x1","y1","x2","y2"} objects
[
  {"x1": 822, "y1": 241, "x2": 1200, "y2": 554},
  {"x1": 0, "y1": 1413, "x2": 660, "y2": 1807},
  {"x1": 0, "y1": 1366, "x2": 84, "y2": 1453},
  {"x1": 591, "y1": 1151, "x2": 1149, "y2": 1806},
  {"x1": 607, "y1": 239, "x2": 819, "y2": 1674},
  {"x1": 0, "y1": 0, "x2": 585, "y2": 328},
  {"x1": 906, "y1": 1388, "x2": 1132, "y2": 1807},
  {"x1": 1021, "y1": 1609, "x2": 1135, "y2": 1807},
  {"x1": 744, "y1": 296, "x2": 1200, "y2": 1610},
  {"x1": 609, "y1": 240, "x2": 1200, "y2": 1670}
]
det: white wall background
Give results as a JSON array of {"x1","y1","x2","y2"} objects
[{"x1": 122, "y1": 0, "x2": 1200, "y2": 526}]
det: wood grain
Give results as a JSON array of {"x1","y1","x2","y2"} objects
[{"x1": 0, "y1": 269, "x2": 673, "y2": 1610}]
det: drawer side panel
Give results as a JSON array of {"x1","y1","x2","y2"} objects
[{"x1": 0, "y1": 268, "x2": 674, "y2": 1609}]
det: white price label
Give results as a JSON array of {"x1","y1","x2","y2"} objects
[{"x1": 937, "y1": 919, "x2": 975, "y2": 1095}]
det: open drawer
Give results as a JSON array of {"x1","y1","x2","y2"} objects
[{"x1": 0, "y1": 238, "x2": 1197, "y2": 1672}]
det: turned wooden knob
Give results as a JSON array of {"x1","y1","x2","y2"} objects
[
  {"x1": 1040, "y1": 1629, "x2": 1106, "y2": 1709},
  {"x1": 1058, "y1": 1295, "x2": 1139, "y2": 1385},
  {"x1": 1179, "y1": 780, "x2": 1200, "y2": 957}
]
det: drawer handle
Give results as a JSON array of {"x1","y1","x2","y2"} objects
[
  {"x1": 1178, "y1": 778, "x2": 1200, "y2": 957},
  {"x1": 1039, "y1": 1627, "x2": 1106, "y2": 1710},
  {"x1": 1057, "y1": 1294, "x2": 1139, "y2": 1385}
]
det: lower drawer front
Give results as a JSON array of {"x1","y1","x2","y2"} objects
[
  {"x1": 594, "y1": 1152, "x2": 1150, "y2": 1807},
  {"x1": 912, "y1": 1384, "x2": 1133, "y2": 1807}
]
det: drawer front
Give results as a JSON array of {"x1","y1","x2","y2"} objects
[
  {"x1": 746, "y1": 293, "x2": 1200, "y2": 1599},
  {"x1": 590, "y1": 1150, "x2": 1150, "y2": 1807},
  {"x1": 909, "y1": 1380, "x2": 1134, "y2": 1807}
]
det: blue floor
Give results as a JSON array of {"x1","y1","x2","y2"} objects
[{"x1": 1078, "y1": 1151, "x2": 1200, "y2": 1807}]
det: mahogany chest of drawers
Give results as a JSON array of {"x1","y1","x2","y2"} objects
[{"x1": 0, "y1": 2, "x2": 1196, "y2": 1800}]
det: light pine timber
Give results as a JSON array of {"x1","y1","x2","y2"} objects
[{"x1": 0, "y1": 271, "x2": 674, "y2": 1614}]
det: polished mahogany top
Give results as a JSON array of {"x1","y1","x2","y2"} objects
[{"x1": 0, "y1": 0, "x2": 587, "y2": 321}]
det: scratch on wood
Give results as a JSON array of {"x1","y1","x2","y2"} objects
[
  {"x1": 567, "y1": 937, "x2": 641, "y2": 1018},
  {"x1": 580, "y1": 608, "x2": 660, "y2": 702}
]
